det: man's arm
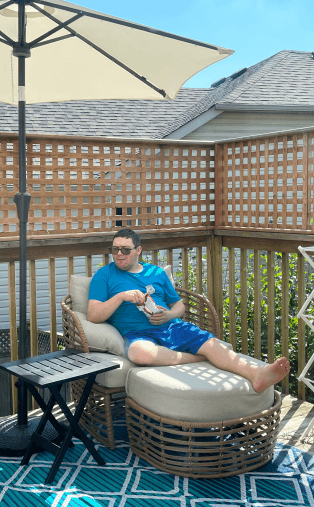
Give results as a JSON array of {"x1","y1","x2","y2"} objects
[
  {"x1": 87, "y1": 289, "x2": 146, "y2": 323},
  {"x1": 149, "y1": 299, "x2": 185, "y2": 326}
]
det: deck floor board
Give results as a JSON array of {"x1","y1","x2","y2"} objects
[{"x1": 278, "y1": 395, "x2": 314, "y2": 453}]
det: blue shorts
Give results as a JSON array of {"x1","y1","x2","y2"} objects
[{"x1": 124, "y1": 321, "x2": 214, "y2": 359}]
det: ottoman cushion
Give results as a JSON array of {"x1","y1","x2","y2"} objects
[
  {"x1": 126, "y1": 354, "x2": 274, "y2": 422},
  {"x1": 87, "y1": 352, "x2": 135, "y2": 388}
]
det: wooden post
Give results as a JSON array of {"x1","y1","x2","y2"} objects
[
  {"x1": 196, "y1": 246, "x2": 203, "y2": 295},
  {"x1": 49, "y1": 258, "x2": 57, "y2": 352},
  {"x1": 166, "y1": 248, "x2": 173, "y2": 270},
  {"x1": 214, "y1": 143, "x2": 225, "y2": 227},
  {"x1": 298, "y1": 253, "x2": 306, "y2": 400},
  {"x1": 181, "y1": 247, "x2": 189, "y2": 290},
  {"x1": 267, "y1": 251, "x2": 275, "y2": 364},
  {"x1": 281, "y1": 252, "x2": 289, "y2": 394},
  {"x1": 212, "y1": 236, "x2": 223, "y2": 337},
  {"x1": 29, "y1": 259, "x2": 38, "y2": 358},
  {"x1": 229, "y1": 247, "x2": 236, "y2": 350},
  {"x1": 67, "y1": 256, "x2": 74, "y2": 293},
  {"x1": 152, "y1": 250, "x2": 158, "y2": 266},
  {"x1": 254, "y1": 250, "x2": 261, "y2": 359},
  {"x1": 240, "y1": 249, "x2": 248, "y2": 355},
  {"x1": 206, "y1": 236, "x2": 214, "y2": 304},
  {"x1": 302, "y1": 133, "x2": 309, "y2": 229},
  {"x1": 29, "y1": 259, "x2": 38, "y2": 410},
  {"x1": 86, "y1": 254, "x2": 92, "y2": 277}
]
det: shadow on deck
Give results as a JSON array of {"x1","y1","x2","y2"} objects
[
  {"x1": 278, "y1": 394, "x2": 314, "y2": 453},
  {"x1": 2, "y1": 394, "x2": 314, "y2": 455}
]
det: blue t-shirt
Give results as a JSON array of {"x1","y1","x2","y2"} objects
[{"x1": 88, "y1": 262, "x2": 181, "y2": 336}]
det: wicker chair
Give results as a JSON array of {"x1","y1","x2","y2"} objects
[
  {"x1": 125, "y1": 392, "x2": 281, "y2": 479},
  {"x1": 61, "y1": 287, "x2": 220, "y2": 450}
]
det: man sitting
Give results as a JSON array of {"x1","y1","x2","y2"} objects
[{"x1": 87, "y1": 229, "x2": 290, "y2": 393}]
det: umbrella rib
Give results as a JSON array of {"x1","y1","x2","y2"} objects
[
  {"x1": 29, "y1": 12, "x2": 83, "y2": 48},
  {"x1": 0, "y1": 37, "x2": 12, "y2": 47},
  {"x1": 32, "y1": 0, "x2": 221, "y2": 51},
  {"x1": 29, "y1": 1, "x2": 167, "y2": 98},
  {"x1": 33, "y1": 33, "x2": 75, "y2": 48},
  {"x1": 0, "y1": 28, "x2": 14, "y2": 46}
]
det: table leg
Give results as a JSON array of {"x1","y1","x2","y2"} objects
[
  {"x1": 26, "y1": 383, "x2": 71, "y2": 442},
  {"x1": 21, "y1": 384, "x2": 62, "y2": 466},
  {"x1": 45, "y1": 374, "x2": 106, "y2": 484}
]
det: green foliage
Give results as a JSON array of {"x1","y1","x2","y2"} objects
[
  {"x1": 177, "y1": 248, "x2": 314, "y2": 401},
  {"x1": 175, "y1": 249, "x2": 207, "y2": 293}
]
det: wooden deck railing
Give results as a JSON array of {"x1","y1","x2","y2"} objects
[
  {"x1": 0, "y1": 228, "x2": 313, "y2": 413},
  {"x1": 1, "y1": 128, "x2": 314, "y2": 413}
]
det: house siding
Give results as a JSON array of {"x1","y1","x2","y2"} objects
[
  {"x1": 182, "y1": 111, "x2": 314, "y2": 141},
  {"x1": 0, "y1": 257, "x2": 101, "y2": 332}
]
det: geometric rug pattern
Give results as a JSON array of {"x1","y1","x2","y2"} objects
[{"x1": 1, "y1": 417, "x2": 314, "y2": 506}]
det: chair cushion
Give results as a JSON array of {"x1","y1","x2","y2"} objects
[
  {"x1": 126, "y1": 354, "x2": 275, "y2": 423},
  {"x1": 88, "y1": 352, "x2": 135, "y2": 388},
  {"x1": 70, "y1": 275, "x2": 92, "y2": 314},
  {"x1": 163, "y1": 265, "x2": 175, "y2": 287},
  {"x1": 74, "y1": 311, "x2": 125, "y2": 356},
  {"x1": 70, "y1": 274, "x2": 125, "y2": 356}
]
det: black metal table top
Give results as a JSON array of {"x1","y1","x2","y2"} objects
[{"x1": 0, "y1": 348, "x2": 119, "y2": 388}]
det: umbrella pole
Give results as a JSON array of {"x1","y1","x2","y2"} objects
[
  {"x1": 13, "y1": 0, "x2": 31, "y2": 427},
  {"x1": 15, "y1": 52, "x2": 30, "y2": 426},
  {"x1": 0, "y1": 2, "x2": 57, "y2": 455}
]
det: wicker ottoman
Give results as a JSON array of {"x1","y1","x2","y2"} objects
[{"x1": 125, "y1": 357, "x2": 282, "y2": 479}]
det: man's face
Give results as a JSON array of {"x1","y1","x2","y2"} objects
[{"x1": 111, "y1": 236, "x2": 142, "y2": 271}]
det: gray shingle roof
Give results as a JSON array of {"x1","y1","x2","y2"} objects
[
  {"x1": 0, "y1": 89, "x2": 209, "y2": 139},
  {"x1": 218, "y1": 50, "x2": 314, "y2": 108},
  {"x1": 159, "y1": 50, "x2": 314, "y2": 137},
  {"x1": 1, "y1": 50, "x2": 314, "y2": 139}
]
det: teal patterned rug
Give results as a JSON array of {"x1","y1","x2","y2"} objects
[{"x1": 0, "y1": 417, "x2": 313, "y2": 507}]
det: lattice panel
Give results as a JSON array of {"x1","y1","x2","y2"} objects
[
  {"x1": 0, "y1": 136, "x2": 215, "y2": 237},
  {"x1": 219, "y1": 133, "x2": 314, "y2": 230},
  {"x1": 0, "y1": 329, "x2": 10, "y2": 356}
]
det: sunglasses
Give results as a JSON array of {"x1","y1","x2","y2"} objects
[{"x1": 109, "y1": 246, "x2": 136, "y2": 255}]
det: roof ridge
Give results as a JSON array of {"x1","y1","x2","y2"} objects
[
  {"x1": 158, "y1": 52, "x2": 276, "y2": 138},
  {"x1": 219, "y1": 50, "x2": 291, "y2": 104}
]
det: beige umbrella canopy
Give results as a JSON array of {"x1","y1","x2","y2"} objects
[{"x1": 0, "y1": 0, "x2": 234, "y2": 104}]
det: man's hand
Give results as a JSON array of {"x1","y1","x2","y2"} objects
[
  {"x1": 149, "y1": 308, "x2": 175, "y2": 325},
  {"x1": 149, "y1": 299, "x2": 185, "y2": 325},
  {"x1": 122, "y1": 290, "x2": 146, "y2": 305},
  {"x1": 88, "y1": 289, "x2": 145, "y2": 323}
]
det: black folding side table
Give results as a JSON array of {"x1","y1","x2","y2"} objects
[{"x1": 0, "y1": 348, "x2": 119, "y2": 484}]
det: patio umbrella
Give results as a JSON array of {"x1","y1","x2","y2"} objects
[{"x1": 0, "y1": 0, "x2": 234, "y2": 453}]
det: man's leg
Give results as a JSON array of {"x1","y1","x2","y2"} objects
[
  {"x1": 128, "y1": 339, "x2": 206, "y2": 366},
  {"x1": 128, "y1": 337, "x2": 290, "y2": 394},
  {"x1": 197, "y1": 338, "x2": 290, "y2": 393}
]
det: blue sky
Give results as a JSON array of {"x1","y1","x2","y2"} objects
[{"x1": 73, "y1": 0, "x2": 314, "y2": 89}]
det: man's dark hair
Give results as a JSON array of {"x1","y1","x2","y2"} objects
[{"x1": 113, "y1": 229, "x2": 141, "y2": 248}]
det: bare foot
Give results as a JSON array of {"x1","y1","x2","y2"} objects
[{"x1": 252, "y1": 357, "x2": 290, "y2": 393}]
